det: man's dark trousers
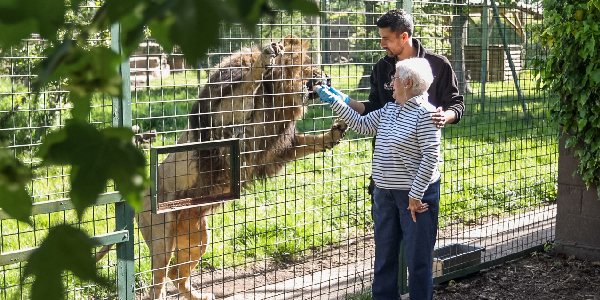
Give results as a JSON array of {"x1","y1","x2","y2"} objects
[{"x1": 371, "y1": 179, "x2": 440, "y2": 300}]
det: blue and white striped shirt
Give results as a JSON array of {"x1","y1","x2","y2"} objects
[{"x1": 331, "y1": 94, "x2": 441, "y2": 200}]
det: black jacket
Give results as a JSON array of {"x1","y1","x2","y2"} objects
[{"x1": 363, "y1": 38, "x2": 465, "y2": 124}]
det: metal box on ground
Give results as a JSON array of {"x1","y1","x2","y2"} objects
[{"x1": 433, "y1": 243, "x2": 485, "y2": 277}]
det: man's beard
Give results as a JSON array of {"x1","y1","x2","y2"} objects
[{"x1": 385, "y1": 47, "x2": 402, "y2": 58}]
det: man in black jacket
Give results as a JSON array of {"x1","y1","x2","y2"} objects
[
  {"x1": 343, "y1": 9, "x2": 465, "y2": 125},
  {"x1": 320, "y1": 8, "x2": 465, "y2": 300}
]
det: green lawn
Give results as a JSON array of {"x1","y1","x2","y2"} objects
[{"x1": 0, "y1": 66, "x2": 557, "y2": 299}]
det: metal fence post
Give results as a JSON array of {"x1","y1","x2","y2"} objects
[
  {"x1": 111, "y1": 22, "x2": 135, "y2": 300},
  {"x1": 400, "y1": 0, "x2": 412, "y2": 14},
  {"x1": 490, "y1": 0, "x2": 528, "y2": 117},
  {"x1": 480, "y1": 0, "x2": 489, "y2": 113}
]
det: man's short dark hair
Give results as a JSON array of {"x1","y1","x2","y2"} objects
[{"x1": 376, "y1": 9, "x2": 414, "y2": 37}]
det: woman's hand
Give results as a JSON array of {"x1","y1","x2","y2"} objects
[
  {"x1": 315, "y1": 85, "x2": 341, "y2": 104},
  {"x1": 329, "y1": 87, "x2": 350, "y2": 104},
  {"x1": 407, "y1": 197, "x2": 429, "y2": 222}
]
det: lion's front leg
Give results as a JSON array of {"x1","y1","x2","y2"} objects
[
  {"x1": 284, "y1": 118, "x2": 348, "y2": 161},
  {"x1": 230, "y1": 42, "x2": 285, "y2": 135},
  {"x1": 243, "y1": 42, "x2": 285, "y2": 93}
]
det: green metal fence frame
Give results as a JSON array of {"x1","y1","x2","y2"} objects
[
  {"x1": 149, "y1": 138, "x2": 241, "y2": 214},
  {"x1": 0, "y1": 23, "x2": 137, "y2": 300},
  {"x1": 111, "y1": 22, "x2": 136, "y2": 300}
]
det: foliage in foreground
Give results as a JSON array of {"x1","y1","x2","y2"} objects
[
  {"x1": 532, "y1": 0, "x2": 600, "y2": 196},
  {"x1": 0, "y1": 0, "x2": 319, "y2": 299}
]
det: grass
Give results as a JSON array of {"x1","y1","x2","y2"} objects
[{"x1": 0, "y1": 66, "x2": 557, "y2": 299}]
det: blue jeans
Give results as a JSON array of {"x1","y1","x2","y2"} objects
[{"x1": 371, "y1": 179, "x2": 440, "y2": 300}]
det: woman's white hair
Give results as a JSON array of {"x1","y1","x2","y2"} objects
[{"x1": 395, "y1": 58, "x2": 434, "y2": 96}]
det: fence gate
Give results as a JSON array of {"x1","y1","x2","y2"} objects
[{"x1": 0, "y1": 1, "x2": 555, "y2": 299}]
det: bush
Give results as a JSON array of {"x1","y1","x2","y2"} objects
[{"x1": 532, "y1": 0, "x2": 600, "y2": 196}]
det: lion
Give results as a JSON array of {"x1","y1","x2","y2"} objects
[{"x1": 96, "y1": 35, "x2": 347, "y2": 300}]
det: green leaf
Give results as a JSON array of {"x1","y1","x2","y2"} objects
[
  {"x1": 119, "y1": 0, "x2": 183, "y2": 58},
  {"x1": 0, "y1": 147, "x2": 33, "y2": 224},
  {"x1": 566, "y1": 135, "x2": 578, "y2": 148},
  {"x1": 32, "y1": 40, "x2": 73, "y2": 93},
  {"x1": 290, "y1": 0, "x2": 320, "y2": 14},
  {"x1": 592, "y1": 69, "x2": 600, "y2": 84},
  {"x1": 69, "y1": 92, "x2": 92, "y2": 121},
  {"x1": 0, "y1": 0, "x2": 66, "y2": 44},
  {"x1": 578, "y1": 118, "x2": 588, "y2": 131},
  {"x1": 70, "y1": 0, "x2": 85, "y2": 12},
  {"x1": 39, "y1": 120, "x2": 147, "y2": 216},
  {"x1": 147, "y1": 16, "x2": 174, "y2": 51},
  {"x1": 24, "y1": 225, "x2": 109, "y2": 300},
  {"x1": 275, "y1": 0, "x2": 320, "y2": 13},
  {"x1": 169, "y1": 0, "x2": 222, "y2": 63},
  {"x1": 591, "y1": 140, "x2": 600, "y2": 152},
  {"x1": 35, "y1": 44, "x2": 122, "y2": 98},
  {"x1": 0, "y1": 19, "x2": 36, "y2": 49},
  {"x1": 36, "y1": 127, "x2": 68, "y2": 160},
  {"x1": 583, "y1": 168, "x2": 594, "y2": 181},
  {"x1": 103, "y1": 0, "x2": 146, "y2": 25},
  {"x1": 27, "y1": 0, "x2": 65, "y2": 40},
  {"x1": 0, "y1": 185, "x2": 32, "y2": 224},
  {"x1": 585, "y1": 128, "x2": 595, "y2": 143},
  {"x1": 236, "y1": 0, "x2": 270, "y2": 26}
]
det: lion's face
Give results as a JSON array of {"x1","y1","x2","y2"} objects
[{"x1": 274, "y1": 35, "x2": 330, "y2": 104}]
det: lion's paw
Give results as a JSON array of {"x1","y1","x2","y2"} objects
[
  {"x1": 325, "y1": 118, "x2": 347, "y2": 149},
  {"x1": 262, "y1": 42, "x2": 285, "y2": 66}
]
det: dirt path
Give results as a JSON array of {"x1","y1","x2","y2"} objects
[
  {"x1": 150, "y1": 204, "x2": 564, "y2": 300},
  {"x1": 161, "y1": 235, "x2": 376, "y2": 300}
]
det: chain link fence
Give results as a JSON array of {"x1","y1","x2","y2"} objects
[{"x1": 0, "y1": 1, "x2": 555, "y2": 299}]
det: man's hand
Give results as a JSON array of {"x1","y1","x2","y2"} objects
[
  {"x1": 432, "y1": 107, "x2": 456, "y2": 128},
  {"x1": 407, "y1": 197, "x2": 429, "y2": 222}
]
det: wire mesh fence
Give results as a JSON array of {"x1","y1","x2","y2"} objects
[
  {"x1": 0, "y1": 0, "x2": 555, "y2": 299},
  {"x1": 0, "y1": 3, "x2": 125, "y2": 299}
]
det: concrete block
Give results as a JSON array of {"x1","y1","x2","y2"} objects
[
  {"x1": 556, "y1": 213, "x2": 600, "y2": 247},
  {"x1": 554, "y1": 241, "x2": 600, "y2": 262},
  {"x1": 558, "y1": 133, "x2": 586, "y2": 187},
  {"x1": 582, "y1": 188, "x2": 600, "y2": 218},
  {"x1": 557, "y1": 185, "x2": 583, "y2": 215}
]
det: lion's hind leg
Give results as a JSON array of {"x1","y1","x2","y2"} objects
[
  {"x1": 167, "y1": 208, "x2": 214, "y2": 300},
  {"x1": 142, "y1": 217, "x2": 177, "y2": 300}
]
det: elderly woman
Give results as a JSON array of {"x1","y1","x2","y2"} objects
[{"x1": 317, "y1": 57, "x2": 441, "y2": 300}]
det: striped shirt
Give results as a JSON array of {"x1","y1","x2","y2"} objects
[{"x1": 331, "y1": 94, "x2": 441, "y2": 200}]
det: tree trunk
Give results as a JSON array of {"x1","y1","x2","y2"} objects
[
  {"x1": 305, "y1": 0, "x2": 321, "y2": 65},
  {"x1": 450, "y1": 12, "x2": 473, "y2": 94}
]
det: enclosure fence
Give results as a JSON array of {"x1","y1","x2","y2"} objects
[{"x1": 0, "y1": 1, "x2": 555, "y2": 299}]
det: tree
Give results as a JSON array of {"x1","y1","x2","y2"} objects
[
  {"x1": 0, "y1": 1, "x2": 319, "y2": 299},
  {"x1": 532, "y1": 0, "x2": 600, "y2": 196}
]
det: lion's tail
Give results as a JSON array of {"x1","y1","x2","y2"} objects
[{"x1": 95, "y1": 244, "x2": 114, "y2": 262}]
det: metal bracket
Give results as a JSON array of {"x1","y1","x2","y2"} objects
[{"x1": 150, "y1": 138, "x2": 241, "y2": 214}]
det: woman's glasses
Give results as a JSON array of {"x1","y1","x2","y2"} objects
[{"x1": 391, "y1": 75, "x2": 400, "y2": 82}]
